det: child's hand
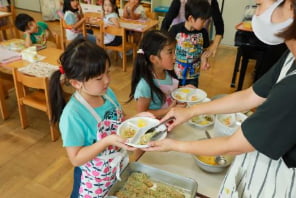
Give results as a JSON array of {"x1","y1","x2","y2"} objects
[
  {"x1": 182, "y1": 84, "x2": 196, "y2": 88},
  {"x1": 201, "y1": 52, "x2": 210, "y2": 70},
  {"x1": 176, "y1": 102, "x2": 186, "y2": 108},
  {"x1": 105, "y1": 134, "x2": 136, "y2": 151}
]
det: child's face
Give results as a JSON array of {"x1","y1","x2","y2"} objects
[
  {"x1": 71, "y1": 0, "x2": 79, "y2": 9},
  {"x1": 103, "y1": 0, "x2": 113, "y2": 15},
  {"x1": 81, "y1": 65, "x2": 111, "y2": 96},
  {"x1": 25, "y1": 21, "x2": 38, "y2": 33},
  {"x1": 156, "y1": 43, "x2": 176, "y2": 70},
  {"x1": 189, "y1": 17, "x2": 207, "y2": 31}
]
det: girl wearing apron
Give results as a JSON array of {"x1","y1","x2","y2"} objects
[
  {"x1": 74, "y1": 91, "x2": 129, "y2": 197},
  {"x1": 49, "y1": 39, "x2": 135, "y2": 198},
  {"x1": 128, "y1": 30, "x2": 183, "y2": 118}
]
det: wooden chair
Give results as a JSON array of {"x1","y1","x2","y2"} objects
[
  {"x1": 0, "y1": 5, "x2": 19, "y2": 40},
  {"x1": 0, "y1": 69, "x2": 13, "y2": 120},
  {"x1": 59, "y1": 17, "x2": 86, "y2": 50},
  {"x1": 101, "y1": 22, "x2": 136, "y2": 71},
  {"x1": 12, "y1": 68, "x2": 59, "y2": 141}
]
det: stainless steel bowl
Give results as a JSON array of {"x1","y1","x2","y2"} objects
[{"x1": 192, "y1": 154, "x2": 234, "y2": 173}]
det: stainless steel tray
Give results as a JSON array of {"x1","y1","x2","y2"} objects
[{"x1": 108, "y1": 162, "x2": 198, "y2": 198}]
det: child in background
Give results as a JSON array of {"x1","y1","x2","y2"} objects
[
  {"x1": 102, "y1": 0, "x2": 122, "y2": 46},
  {"x1": 14, "y1": 13, "x2": 56, "y2": 47},
  {"x1": 128, "y1": 30, "x2": 184, "y2": 118},
  {"x1": 169, "y1": 0, "x2": 211, "y2": 87},
  {"x1": 123, "y1": 0, "x2": 146, "y2": 20},
  {"x1": 63, "y1": 0, "x2": 98, "y2": 44},
  {"x1": 49, "y1": 38, "x2": 136, "y2": 197}
]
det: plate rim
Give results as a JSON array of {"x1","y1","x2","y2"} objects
[{"x1": 172, "y1": 87, "x2": 207, "y2": 103}]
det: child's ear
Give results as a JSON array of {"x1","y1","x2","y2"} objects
[
  {"x1": 69, "y1": 79, "x2": 83, "y2": 89},
  {"x1": 149, "y1": 54, "x2": 158, "y2": 65}
]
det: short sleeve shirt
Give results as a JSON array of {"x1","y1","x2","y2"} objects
[
  {"x1": 27, "y1": 21, "x2": 48, "y2": 44},
  {"x1": 134, "y1": 5, "x2": 146, "y2": 19},
  {"x1": 241, "y1": 51, "x2": 296, "y2": 167},
  {"x1": 169, "y1": 22, "x2": 210, "y2": 79},
  {"x1": 64, "y1": 10, "x2": 79, "y2": 40},
  {"x1": 59, "y1": 88, "x2": 121, "y2": 147},
  {"x1": 134, "y1": 72, "x2": 174, "y2": 110}
]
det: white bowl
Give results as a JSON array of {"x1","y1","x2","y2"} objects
[
  {"x1": 172, "y1": 88, "x2": 207, "y2": 105},
  {"x1": 117, "y1": 117, "x2": 167, "y2": 148},
  {"x1": 213, "y1": 113, "x2": 247, "y2": 137},
  {"x1": 188, "y1": 114, "x2": 215, "y2": 128}
]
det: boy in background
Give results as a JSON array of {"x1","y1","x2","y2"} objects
[
  {"x1": 15, "y1": 13, "x2": 57, "y2": 47},
  {"x1": 169, "y1": 0, "x2": 211, "y2": 87}
]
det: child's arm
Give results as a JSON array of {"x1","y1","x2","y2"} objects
[
  {"x1": 107, "y1": 16, "x2": 120, "y2": 28},
  {"x1": 123, "y1": 3, "x2": 130, "y2": 18},
  {"x1": 24, "y1": 31, "x2": 33, "y2": 47},
  {"x1": 136, "y1": 97, "x2": 177, "y2": 118},
  {"x1": 65, "y1": 135, "x2": 136, "y2": 166}
]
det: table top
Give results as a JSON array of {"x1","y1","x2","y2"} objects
[
  {"x1": 1, "y1": 47, "x2": 63, "y2": 70},
  {"x1": 0, "y1": 11, "x2": 11, "y2": 18},
  {"x1": 138, "y1": 123, "x2": 227, "y2": 198}
]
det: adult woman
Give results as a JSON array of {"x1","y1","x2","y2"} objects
[
  {"x1": 161, "y1": 0, "x2": 224, "y2": 57},
  {"x1": 144, "y1": 0, "x2": 296, "y2": 197}
]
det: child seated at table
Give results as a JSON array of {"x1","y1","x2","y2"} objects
[
  {"x1": 102, "y1": 0, "x2": 122, "y2": 46},
  {"x1": 14, "y1": 13, "x2": 57, "y2": 48},
  {"x1": 62, "y1": 0, "x2": 98, "y2": 44},
  {"x1": 123, "y1": 0, "x2": 146, "y2": 20}
]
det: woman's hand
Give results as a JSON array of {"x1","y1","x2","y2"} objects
[
  {"x1": 160, "y1": 107, "x2": 194, "y2": 131},
  {"x1": 142, "y1": 138, "x2": 177, "y2": 152}
]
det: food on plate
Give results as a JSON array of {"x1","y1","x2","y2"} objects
[
  {"x1": 120, "y1": 126, "x2": 136, "y2": 138},
  {"x1": 189, "y1": 95, "x2": 199, "y2": 101},
  {"x1": 180, "y1": 88, "x2": 191, "y2": 93},
  {"x1": 197, "y1": 155, "x2": 218, "y2": 166},
  {"x1": 139, "y1": 131, "x2": 157, "y2": 145},
  {"x1": 115, "y1": 172, "x2": 185, "y2": 198},
  {"x1": 192, "y1": 115, "x2": 213, "y2": 125},
  {"x1": 175, "y1": 93, "x2": 186, "y2": 101},
  {"x1": 220, "y1": 116, "x2": 232, "y2": 126},
  {"x1": 136, "y1": 119, "x2": 147, "y2": 127}
]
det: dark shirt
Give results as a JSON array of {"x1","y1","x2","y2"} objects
[
  {"x1": 161, "y1": 0, "x2": 224, "y2": 36},
  {"x1": 242, "y1": 51, "x2": 296, "y2": 167}
]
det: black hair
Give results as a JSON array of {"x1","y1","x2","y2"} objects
[
  {"x1": 63, "y1": 0, "x2": 79, "y2": 13},
  {"x1": 14, "y1": 13, "x2": 34, "y2": 32},
  {"x1": 185, "y1": 0, "x2": 211, "y2": 20},
  {"x1": 278, "y1": 0, "x2": 296, "y2": 40},
  {"x1": 49, "y1": 38, "x2": 110, "y2": 123},
  {"x1": 128, "y1": 30, "x2": 177, "y2": 104},
  {"x1": 102, "y1": 0, "x2": 119, "y2": 15}
]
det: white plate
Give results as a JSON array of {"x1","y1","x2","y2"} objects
[
  {"x1": 117, "y1": 117, "x2": 167, "y2": 148},
  {"x1": 188, "y1": 114, "x2": 215, "y2": 128},
  {"x1": 172, "y1": 88, "x2": 207, "y2": 104}
]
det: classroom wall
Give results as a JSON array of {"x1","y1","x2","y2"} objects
[{"x1": 217, "y1": 0, "x2": 255, "y2": 46}]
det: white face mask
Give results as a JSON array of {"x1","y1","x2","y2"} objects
[{"x1": 252, "y1": 0, "x2": 293, "y2": 45}]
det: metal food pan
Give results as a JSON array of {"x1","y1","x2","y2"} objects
[{"x1": 108, "y1": 162, "x2": 198, "y2": 198}]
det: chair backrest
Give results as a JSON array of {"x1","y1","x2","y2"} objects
[
  {"x1": 59, "y1": 16, "x2": 86, "y2": 50},
  {"x1": 12, "y1": 68, "x2": 50, "y2": 110}
]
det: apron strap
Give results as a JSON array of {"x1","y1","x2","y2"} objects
[{"x1": 74, "y1": 91, "x2": 102, "y2": 122}]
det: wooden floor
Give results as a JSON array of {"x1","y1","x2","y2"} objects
[{"x1": 0, "y1": 9, "x2": 256, "y2": 198}]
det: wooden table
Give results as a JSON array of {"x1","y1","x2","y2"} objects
[
  {"x1": 138, "y1": 124, "x2": 228, "y2": 198},
  {"x1": 1, "y1": 47, "x2": 63, "y2": 70}
]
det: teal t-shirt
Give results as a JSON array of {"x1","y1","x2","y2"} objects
[
  {"x1": 27, "y1": 21, "x2": 48, "y2": 44},
  {"x1": 59, "y1": 88, "x2": 121, "y2": 147},
  {"x1": 134, "y1": 72, "x2": 174, "y2": 110}
]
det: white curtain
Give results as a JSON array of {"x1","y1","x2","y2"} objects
[{"x1": 39, "y1": 0, "x2": 62, "y2": 21}]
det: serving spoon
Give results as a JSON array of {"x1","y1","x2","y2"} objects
[{"x1": 205, "y1": 130, "x2": 227, "y2": 166}]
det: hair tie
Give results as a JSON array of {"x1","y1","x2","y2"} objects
[
  {"x1": 59, "y1": 66, "x2": 65, "y2": 74},
  {"x1": 137, "y1": 49, "x2": 144, "y2": 55}
]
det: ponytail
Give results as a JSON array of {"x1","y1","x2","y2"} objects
[{"x1": 49, "y1": 70, "x2": 66, "y2": 124}]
